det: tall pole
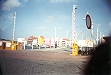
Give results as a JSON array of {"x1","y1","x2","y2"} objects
[
  {"x1": 55, "y1": 25, "x2": 57, "y2": 48},
  {"x1": 91, "y1": 22, "x2": 94, "y2": 48},
  {"x1": 12, "y1": 12, "x2": 16, "y2": 42},
  {"x1": 72, "y1": 5, "x2": 77, "y2": 42}
]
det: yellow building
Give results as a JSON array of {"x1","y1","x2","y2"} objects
[{"x1": 38, "y1": 36, "x2": 45, "y2": 45}]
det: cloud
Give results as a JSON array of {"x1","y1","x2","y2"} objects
[
  {"x1": 57, "y1": 15, "x2": 70, "y2": 21},
  {"x1": 96, "y1": 24, "x2": 101, "y2": 28},
  {"x1": 50, "y1": 0, "x2": 77, "y2": 3},
  {"x1": 2, "y1": 0, "x2": 21, "y2": 11},
  {"x1": 24, "y1": 0, "x2": 28, "y2": 3},
  {"x1": 36, "y1": 26, "x2": 45, "y2": 30},
  {"x1": 45, "y1": 16, "x2": 54, "y2": 23},
  {"x1": 35, "y1": 0, "x2": 47, "y2": 2}
]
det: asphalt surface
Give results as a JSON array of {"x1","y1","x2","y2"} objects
[{"x1": 0, "y1": 48, "x2": 90, "y2": 75}]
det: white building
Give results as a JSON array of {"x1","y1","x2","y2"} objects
[
  {"x1": 77, "y1": 39, "x2": 93, "y2": 47},
  {"x1": 50, "y1": 38, "x2": 71, "y2": 47}
]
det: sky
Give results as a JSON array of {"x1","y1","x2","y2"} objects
[{"x1": 0, "y1": 0, "x2": 111, "y2": 40}]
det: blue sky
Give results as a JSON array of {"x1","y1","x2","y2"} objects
[{"x1": 0, "y1": 0, "x2": 111, "y2": 40}]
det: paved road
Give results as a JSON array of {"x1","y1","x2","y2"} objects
[{"x1": 0, "y1": 49, "x2": 90, "y2": 75}]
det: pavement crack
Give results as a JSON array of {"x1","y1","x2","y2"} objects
[{"x1": 76, "y1": 65, "x2": 85, "y2": 72}]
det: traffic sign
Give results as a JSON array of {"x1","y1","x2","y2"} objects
[{"x1": 86, "y1": 14, "x2": 92, "y2": 29}]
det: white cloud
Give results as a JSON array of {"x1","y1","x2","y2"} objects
[
  {"x1": 96, "y1": 24, "x2": 101, "y2": 28},
  {"x1": 57, "y1": 15, "x2": 70, "y2": 21},
  {"x1": 45, "y1": 16, "x2": 54, "y2": 23},
  {"x1": 50, "y1": 0, "x2": 77, "y2": 3},
  {"x1": 24, "y1": 0, "x2": 28, "y2": 3},
  {"x1": 35, "y1": 0, "x2": 47, "y2": 2},
  {"x1": 36, "y1": 26, "x2": 45, "y2": 30},
  {"x1": 2, "y1": 0, "x2": 21, "y2": 11}
]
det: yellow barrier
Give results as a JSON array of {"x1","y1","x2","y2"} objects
[
  {"x1": 11, "y1": 40, "x2": 17, "y2": 50},
  {"x1": 72, "y1": 42, "x2": 78, "y2": 55},
  {"x1": 11, "y1": 44, "x2": 15, "y2": 50}
]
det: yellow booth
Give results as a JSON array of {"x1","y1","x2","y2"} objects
[
  {"x1": 11, "y1": 40, "x2": 16, "y2": 50},
  {"x1": 72, "y1": 42, "x2": 78, "y2": 55}
]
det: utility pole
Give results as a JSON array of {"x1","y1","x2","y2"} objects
[
  {"x1": 92, "y1": 22, "x2": 94, "y2": 48},
  {"x1": 55, "y1": 25, "x2": 57, "y2": 48},
  {"x1": 55, "y1": 25, "x2": 56, "y2": 41}
]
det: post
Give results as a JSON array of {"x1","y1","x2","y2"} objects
[
  {"x1": 55, "y1": 25, "x2": 56, "y2": 39},
  {"x1": 32, "y1": 43, "x2": 33, "y2": 50},
  {"x1": 91, "y1": 22, "x2": 94, "y2": 49},
  {"x1": 24, "y1": 41, "x2": 25, "y2": 49},
  {"x1": 55, "y1": 25, "x2": 56, "y2": 48}
]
